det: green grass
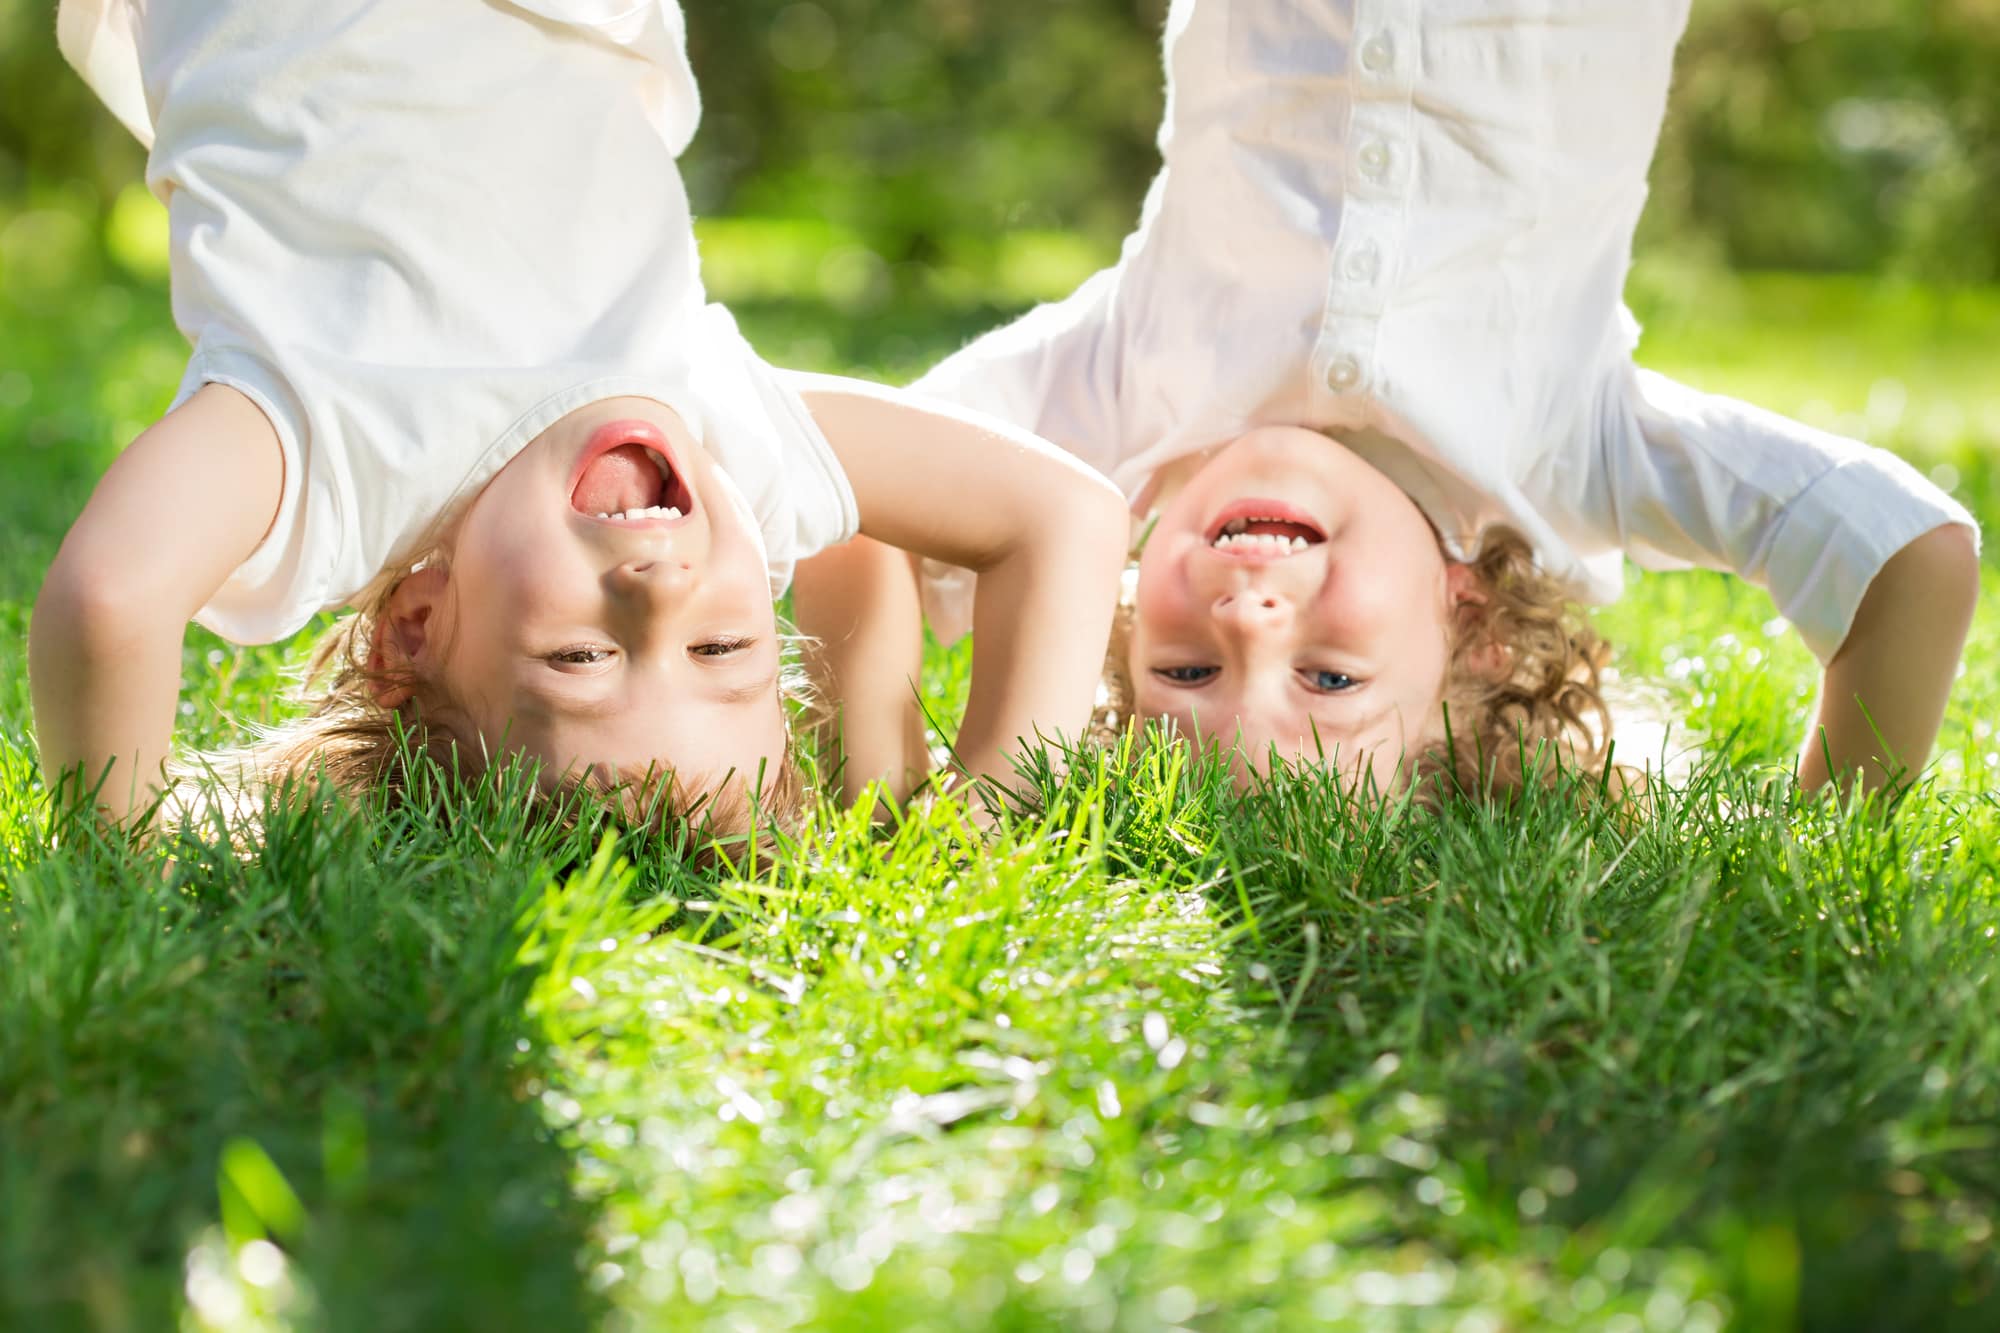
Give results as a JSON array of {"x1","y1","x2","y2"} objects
[{"x1": 3, "y1": 245, "x2": 1999, "y2": 1331}]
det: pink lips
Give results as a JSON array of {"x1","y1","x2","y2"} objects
[{"x1": 1200, "y1": 492, "x2": 1328, "y2": 544}]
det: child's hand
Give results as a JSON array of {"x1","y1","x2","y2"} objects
[
  {"x1": 31, "y1": 385, "x2": 284, "y2": 825},
  {"x1": 794, "y1": 374, "x2": 1129, "y2": 801},
  {"x1": 1799, "y1": 522, "x2": 1979, "y2": 793}
]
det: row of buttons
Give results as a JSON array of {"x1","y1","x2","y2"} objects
[{"x1": 1320, "y1": 19, "x2": 1404, "y2": 398}]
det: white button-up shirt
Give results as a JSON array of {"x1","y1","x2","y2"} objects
[{"x1": 916, "y1": 0, "x2": 1976, "y2": 662}]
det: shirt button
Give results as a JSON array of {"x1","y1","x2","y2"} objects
[
  {"x1": 1344, "y1": 243, "x2": 1381, "y2": 283},
  {"x1": 1357, "y1": 138, "x2": 1391, "y2": 181},
  {"x1": 1325, "y1": 354, "x2": 1363, "y2": 393},
  {"x1": 1360, "y1": 32, "x2": 1395, "y2": 73}
]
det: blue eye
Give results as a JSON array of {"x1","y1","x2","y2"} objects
[
  {"x1": 1302, "y1": 669, "x2": 1357, "y2": 693},
  {"x1": 1152, "y1": 665, "x2": 1219, "y2": 685}
]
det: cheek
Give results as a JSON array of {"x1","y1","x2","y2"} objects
[
  {"x1": 1132, "y1": 543, "x2": 1195, "y2": 629},
  {"x1": 458, "y1": 499, "x2": 581, "y2": 591}
]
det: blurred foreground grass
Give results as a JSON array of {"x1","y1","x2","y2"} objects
[{"x1": 3, "y1": 207, "x2": 2000, "y2": 1330}]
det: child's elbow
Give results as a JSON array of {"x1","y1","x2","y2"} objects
[
  {"x1": 1071, "y1": 473, "x2": 1135, "y2": 564},
  {"x1": 34, "y1": 544, "x2": 162, "y2": 656},
  {"x1": 1918, "y1": 522, "x2": 1982, "y2": 622}
]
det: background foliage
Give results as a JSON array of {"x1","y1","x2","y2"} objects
[{"x1": 9, "y1": 0, "x2": 2000, "y2": 294}]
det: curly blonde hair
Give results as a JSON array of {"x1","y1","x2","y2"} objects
[
  {"x1": 1420, "y1": 529, "x2": 1612, "y2": 799},
  {"x1": 1094, "y1": 529, "x2": 1612, "y2": 801},
  {"x1": 180, "y1": 561, "x2": 811, "y2": 861}
]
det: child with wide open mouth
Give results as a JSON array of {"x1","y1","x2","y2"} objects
[{"x1": 33, "y1": 0, "x2": 1128, "y2": 838}]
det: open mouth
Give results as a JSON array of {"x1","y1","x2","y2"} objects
[
  {"x1": 1205, "y1": 499, "x2": 1326, "y2": 555},
  {"x1": 569, "y1": 420, "x2": 694, "y2": 525}
]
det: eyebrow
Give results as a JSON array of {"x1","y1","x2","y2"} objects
[
  {"x1": 517, "y1": 679, "x2": 621, "y2": 721},
  {"x1": 717, "y1": 670, "x2": 779, "y2": 706},
  {"x1": 1302, "y1": 701, "x2": 1396, "y2": 748},
  {"x1": 516, "y1": 661, "x2": 779, "y2": 721},
  {"x1": 1145, "y1": 697, "x2": 1396, "y2": 750}
]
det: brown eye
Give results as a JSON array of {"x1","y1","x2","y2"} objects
[
  {"x1": 548, "y1": 646, "x2": 614, "y2": 665},
  {"x1": 691, "y1": 637, "x2": 754, "y2": 658}
]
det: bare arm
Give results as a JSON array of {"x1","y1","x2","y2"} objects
[
  {"x1": 794, "y1": 374, "x2": 1128, "y2": 799},
  {"x1": 31, "y1": 385, "x2": 284, "y2": 824},
  {"x1": 793, "y1": 535, "x2": 931, "y2": 808},
  {"x1": 1797, "y1": 523, "x2": 1980, "y2": 793}
]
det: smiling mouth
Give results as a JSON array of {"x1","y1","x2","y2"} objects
[
  {"x1": 570, "y1": 422, "x2": 694, "y2": 526},
  {"x1": 1206, "y1": 501, "x2": 1327, "y2": 555}
]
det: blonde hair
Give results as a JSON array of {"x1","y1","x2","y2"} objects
[
  {"x1": 1420, "y1": 528, "x2": 1612, "y2": 799},
  {"x1": 1095, "y1": 529, "x2": 1613, "y2": 801},
  {"x1": 182, "y1": 564, "x2": 810, "y2": 862}
]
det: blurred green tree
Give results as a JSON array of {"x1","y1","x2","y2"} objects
[{"x1": 3, "y1": 0, "x2": 1997, "y2": 284}]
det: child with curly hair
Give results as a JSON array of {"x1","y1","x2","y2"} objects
[
  {"x1": 32, "y1": 0, "x2": 1128, "y2": 831},
  {"x1": 804, "y1": 0, "x2": 1980, "y2": 801}
]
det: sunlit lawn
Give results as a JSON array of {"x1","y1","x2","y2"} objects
[{"x1": 3, "y1": 228, "x2": 1999, "y2": 1330}]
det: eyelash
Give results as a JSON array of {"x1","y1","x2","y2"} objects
[
  {"x1": 547, "y1": 637, "x2": 756, "y2": 665},
  {"x1": 1149, "y1": 666, "x2": 1361, "y2": 693}
]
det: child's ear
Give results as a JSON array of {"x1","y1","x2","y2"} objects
[
  {"x1": 365, "y1": 566, "x2": 449, "y2": 708},
  {"x1": 1445, "y1": 562, "x2": 1511, "y2": 683}
]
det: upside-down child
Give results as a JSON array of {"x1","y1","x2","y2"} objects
[
  {"x1": 32, "y1": 0, "x2": 1128, "y2": 831},
  {"x1": 803, "y1": 0, "x2": 1980, "y2": 801}
]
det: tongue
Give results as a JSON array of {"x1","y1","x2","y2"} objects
[
  {"x1": 572, "y1": 445, "x2": 663, "y2": 515},
  {"x1": 1242, "y1": 519, "x2": 1321, "y2": 542}
]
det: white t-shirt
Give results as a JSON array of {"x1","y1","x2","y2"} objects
[
  {"x1": 59, "y1": 0, "x2": 859, "y2": 643},
  {"x1": 914, "y1": 0, "x2": 1977, "y2": 663}
]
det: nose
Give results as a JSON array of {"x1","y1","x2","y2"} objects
[
  {"x1": 608, "y1": 558, "x2": 694, "y2": 602},
  {"x1": 1211, "y1": 589, "x2": 1292, "y2": 635}
]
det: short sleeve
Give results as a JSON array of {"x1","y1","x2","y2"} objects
[
  {"x1": 688, "y1": 306, "x2": 858, "y2": 594},
  {"x1": 180, "y1": 344, "x2": 335, "y2": 644},
  {"x1": 57, "y1": 0, "x2": 154, "y2": 146},
  {"x1": 1577, "y1": 366, "x2": 1979, "y2": 663}
]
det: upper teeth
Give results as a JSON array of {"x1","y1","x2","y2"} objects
[{"x1": 595, "y1": 505, "x2": 683, "y2": 521}]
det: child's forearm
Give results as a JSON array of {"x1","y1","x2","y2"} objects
[
  {"x1": 793, "y1": 537, "x2": 932, "y2": 807},
  {"x1": 30, "y1": 385, "x2": 283, "y2": 824},
  {"x1": 953, "y1": 519, "x2": 1124, "y2": 790},
  {"x1": 31, "y1": 587, "x2": 192, "y2": 823},
  {"x1": 795, "y1": 375, "x2": 1129, "y2": 795},
  {"x1": 1797, "y1": 523, "x2": 1979, "y2": 792}
]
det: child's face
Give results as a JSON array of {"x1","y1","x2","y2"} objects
[
  {"x1": 426, "y1": 396, "x2": 786, "y2": 795},
  {"x1": 1129, "y1": 426, "x2": 1463, "y2": 789}
]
